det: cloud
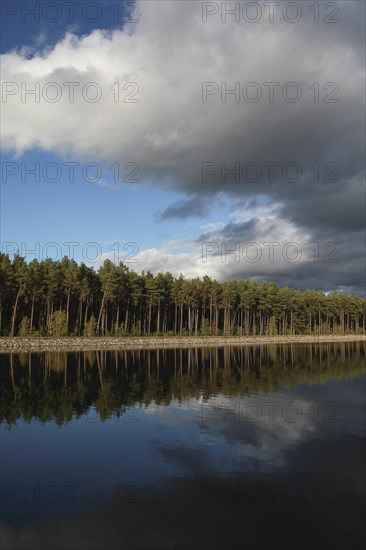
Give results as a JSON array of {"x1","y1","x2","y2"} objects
[
  {"x1": 1, "y1": 0, "x2": 364, "y2": 292},
  {"x1": 93, "y1": 197, "x2": 364, "y2": 293},
  {"x1": 2, "y1": 2, "x2": 363, "y2": 192},
  {"x1": 157, "y1": 196, "x2": 206, "y2": 221}
]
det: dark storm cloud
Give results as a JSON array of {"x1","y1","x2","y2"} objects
[{"x1": 196, "y1": 218, "x2": 365, "y2": 294}]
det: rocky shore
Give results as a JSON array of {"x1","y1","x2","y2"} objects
[{"x1": 1, "y1": 334, "x2": 365, "y2": 353}]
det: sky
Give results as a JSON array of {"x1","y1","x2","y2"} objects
[{"x1": 0, "y1": 0, "x2": 365, "y2": 294}]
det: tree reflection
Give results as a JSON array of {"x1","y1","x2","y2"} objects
[{"x1": 1, "y1": 342, "x2": 365, "y2": 427}]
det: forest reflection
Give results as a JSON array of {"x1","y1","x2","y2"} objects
[{"x1": 1, "y1": 342, "x2": 365, "y2": 426}]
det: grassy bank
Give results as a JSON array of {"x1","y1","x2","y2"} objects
[{"x1": 1, "y1": 334, "x2": 366, "y2": 353}]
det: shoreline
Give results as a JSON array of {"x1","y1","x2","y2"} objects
[{"x1": 0, "y1": 334, "x2": 365, "y2": 353}]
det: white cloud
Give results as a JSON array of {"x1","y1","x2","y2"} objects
[
  {"x1": 94, "y1": 205, "x2": 315, "y2": 283},
  {"x1": 200, "y1": 222, "x2": 225, "y2": 232},
  {"x1": 1, "y1": 1, "x2": 362, "y2": 183}
]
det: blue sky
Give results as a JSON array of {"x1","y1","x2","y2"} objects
[
  {"x1": 0, "y1": 1, "x2": 134, "y2": 53},
  {"x1": 1, "y1": 148, "x2": 221, "y2": 258},
  {"x1": 1, "y1": 1, "x2": 364, "y2": 293}
]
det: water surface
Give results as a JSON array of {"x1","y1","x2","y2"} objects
[{"x1": 1, "y1": 343, "x2": 365, "y2": 549}]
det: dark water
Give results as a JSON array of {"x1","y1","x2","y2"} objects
[{"x1": 1, "y1": 343, "x2": 365, "y2": 550}]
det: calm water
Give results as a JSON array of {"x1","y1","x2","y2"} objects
[{"x1": 1, "y1": 343, "x2": 365, "y2": 550}]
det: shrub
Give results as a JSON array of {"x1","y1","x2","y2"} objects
[
  {"x1": 84, "y1": 314, "x2": 97, "y2": 337},
  {"x1": 18, "y1": 316, "x2": 31, "y2": 337},
  {"x1": 48, "y1": 311, "x2": 68, "y2": 337}
]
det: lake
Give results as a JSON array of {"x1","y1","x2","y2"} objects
[{"x1": 1, "y1": 342, "x2": 365, "y2": 549}]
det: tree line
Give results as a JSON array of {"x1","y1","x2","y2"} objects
[{"x1": 0, "y1": 253, "x2": 365, "y2": 337}]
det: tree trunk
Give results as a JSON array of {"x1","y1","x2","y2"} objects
[
  {"x1": 124, "y1": 302, "x2": 129, "y2": 334},
  {"x1": 30, "y1": 293, "x2": 35, "y2": 334},
  {"x1": 11, "y1": 286, "x2": 21, "y2": 337},
  {"x1": 66, "y1": 290, "x2": 71, "y2": 333},
  {"x1": 148, "y1": 295, "x2": 152, "y2": 335},
  {"x1": 97, "y1": 291, "x2": 106, "y2": 335},
  {"x1": 174, "y1": 301, "x2": 177, "y2": 335},
  {"x1": 115, "y1": 302, "x2": 120, "y2": 334},
  {"x1": 157, "y1": 301, "x2": 161, "y2": 334},
  {"x1": 84, "y1": 303, "x2": 89, "y2": 334},
  {"x1": 180, "y1": 301, "x2": 183, "y2": 335}
]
